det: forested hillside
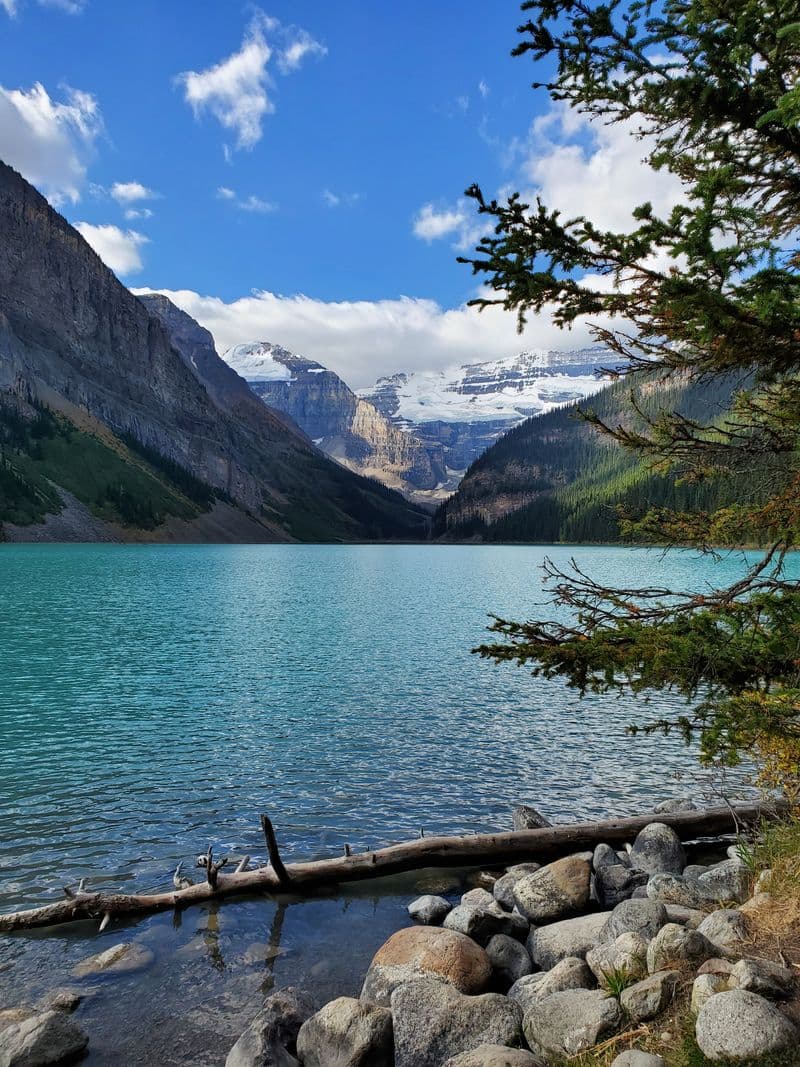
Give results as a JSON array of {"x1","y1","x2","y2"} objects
[{"x1": 434, "y1": 372, "x2": 766, "y2": 543}]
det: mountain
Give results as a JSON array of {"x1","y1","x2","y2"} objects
[
  {"x1": 223, "y1": 341, "x2": 447, "y2": 503},
  {"x1": 434, "y1": 371, "x2": 752, "y2": 543},
  {"x1": 0, "y1": 161, "x2": 428, "y2": 543},
  {"x1": 359, "y1": 348, "x2": 612, "y2": 492}
]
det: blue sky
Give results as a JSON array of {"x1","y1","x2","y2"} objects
[{"x1": 0, "y1": 1, "x2": 679, "y2": 385}]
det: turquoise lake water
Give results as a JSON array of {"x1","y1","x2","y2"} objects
[{"x1": 0, "y1": 543, "x2": 776, "y2": 1063}]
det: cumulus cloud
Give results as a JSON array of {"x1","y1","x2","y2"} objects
[
  {"x1": 175, "y1": 10, "x2": 325, "y2": 151},
  {"x1": 413, "y1": 201, "x2": 488, "y2": 251},
  {"x1": 110, "y1": 180, "x2": 157, "y2": 204},
  {"x1": 75, "y1": 222, "x2": 148, "y2": 275},
  {"x1": 0, "y1": 81, "x2": 101, "y2": 204},
  {"x1": 133, "y1": 286, "x2": 609, "y2": 389}
]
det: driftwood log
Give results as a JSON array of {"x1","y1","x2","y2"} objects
[{"x1": 0, "y1": 801, "x2": 783, "y2": 932}]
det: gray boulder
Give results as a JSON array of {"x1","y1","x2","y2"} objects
[
  {"x1": 35, "y1": 992, "x2": 81, "y2": 1016},
  {"x1": 619, "y1": 970, "x2": 680, "y2": 1022},
  {"x1": 527, "y1": 912, "x2": 610, "y2": 970},
  {"x1": 493, "y1": 865, "x2": 540, "y2": 911},
  {"x1": 361, "y1": 926, "x2": 491, "y2": 1006},
  {"x1": 485, "y1": 935, "x2": 533, "y2": 987},
  {"x1": 629, "y1": 823, "x2": 686, "y2": 876},
  {"x1": 729, "y1": 957, "x2": 795, "y2": 999},
  {"x1": 408, "y1": 895, "x2": 451, "y2": 925},
  {"x1": 296, "y1": 997, "x2": 392, "y2": 1067},
  {"x1": 696, "y1": 859, "x2": 749, "y2": 904},
  {"x1": 646, "y1": 873, "x2": 708, "y2": 909},
  {"x1": 512, "y1": 856, "x2": 591, "y2": 923},
  {"x1": 512, "y1": 806, "x2": 551, "y2": 831},
  {"x1": 663, "y1": 904, "x2": 705, "y2": 928},
  {"x1": 653, "y1": 798, "x2": 696, "y2": 814},
  {"x1": 226, "y1": 987, "x2": 315, "y2": 1067},
  {"x1": 462, "y1": 888, "x2": 496, "y2": 908},
  {"x1": 611, "y1": 1052, "x2": 665, "y2": 1067},
  {"x1": 522, "y1": 988, "x2": 623, "y2": 1056},
  {"x1": 0, "y1": 1011, "x2": 89, "y2": 1067},
  {"x1": 586, "y1": 933, "x2": 649, "y2": 985},
  {"x1": 507, "y1": 958, "x2": 593, "y2": 1015},
  {"x1": 696, "y1": 909, "x2": 748, "y2": 954},
  {"x1": 443, "y1": 1046, "x2": 544, "y2": 1067},
  {"x1": 695, "y1": 989, "x2": 800, "y2": 1060},
  {"x1": 594, "y1": 865, "x2": 649, "y2": 908},
  {"x1": 593, "y1": 843, "x2": 621, "y2": 870},
  {"x1": 682, "y1": 864, "x2": 709, "y2": 881},
  {"x1": 390, "y1": 979, "x2": 522, "y2": 1067},
  {"x1": 691, "y1": 974, "x2": 727, "y2": 1015},
  {"x1": 600, "y1": 899, "x2": 669, "y2": 943},
  {"x1": 444, "y1": 904, "x2": 509, "y2": 946},
  {"x1": 646, "y1": 924, "x2": 714, "y2": 974}
]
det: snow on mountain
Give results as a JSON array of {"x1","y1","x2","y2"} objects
[{"x1": 223, "y1": 342, "x2": 297, "y2": 382}]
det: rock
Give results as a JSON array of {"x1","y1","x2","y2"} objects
[
  {"x1": 512, "y1": 805, "x2": 551, "y2": 831},
  {"x1": 527, "y1": 912, "x2": 610, "y2": 970},
  {"x1": 226, "y1": 987, "x2": 315, "y2": 1067},
  {"x1": 696, "y1": 909, "x2": 749, "y2": 953},
  {"x1": 593, "y1": 843, "x2": 621, "y2": 870},
  {"x1": 443, "y1": 1046, "x2": 544, "y2": 1067},
  {"x1": 361, "y1": 926, "x2": 492, "y2": 1006},
  {"x1": 653, "y1": 798, "x2": 696, "y2": 814},
  {"x1": 695, "y1": 989, "x2": 800, "y2": 1060},
  {"x1": 512, "y1": 856, "x2": 591, "y2": 922},
  {"x1": 696, "y1": 859, "x2": 749, "y2": 904},
  {"x1": 507, "y1": 958, "x2": 594, "y2": 1015},
  {"x1": 408, "y1": 895, "x2": 451, "y2": 925},
  {"x1": 444, "y1": 904, "x2": 508, "y2": 946},
  {"x1": 682, "y1": 864, "x2": 709, "y2": 881},
  {"x1": 594, "y1": 865, "x2": 649, "y2": 908},
  {"x1": 0, "y1": 1011, "x2": 88, "y2": 1067},
  {"x1": 462, "y1": 888, "x2": 496, "y2": 908},
  {"x1": 646, "y1": 924, "x2": 714, "y2": 973},
  {"x1": 586, "y1": 933, "x2": 649, "y2": 985},
  {"x1": 390, "y1": 979, "x2": 522, "y2": 1067},
  {"x1": 663, "y1": 904, "x2": 705, "y2": 928},
  {"x1": 485, "y1": 935, "x2": 533, "y2": 987},
  {"x1": 0, "y1": 1011, "x2": 33, "y2": 1035},
  {"x1": 522, "y1": 988, "x2": 623, "y2": 1056},
  {"x1": 72, "y1": 941, "x2": 154, "y2": 978},
  {"x1": 629, "y1": 823, "x2": 686, "y2": 876},
  {"x1": 469, "y1": 871, "x2": 498, "y2": 891},
  {"x1": 600, "y1": 899, "x2": 669, "y2": 943},
  {"x1": 739, "y1": 891, "x2": 772, "y2": 914},
  {"x1": 691, "y1": 974, "x2": 727, "y2": 1015},
  {"x1": 630, "y1": 886, "x2": 648, "y2": 899},
  {"x1": 697, "y1": 958, "x2": 735, "y2": 977},
  {"x1": 296, "y1": 997, "x2": 392, "y2": 1067},
  {"x1": 611, "y1": 1053, "x2": 665, "y2": 1067},
  {"x1": 755, "y1": 868, "x2": 773, "y2": 892},
  {"x1": 729, "y1": 957, "x2": 795, "y2": 999},
  {"x1": 493, "y1": 865, "x2": 540, "y2": 911},
  {"x1": 36, "y1": 992, "x2": 81, "y2": 1015},
  {"x1": 620, "y1": 970, "x2": 680, "y2": 1022},
  {"x1": 646, "y1": 873, "x2": 708, "y2": 908}
]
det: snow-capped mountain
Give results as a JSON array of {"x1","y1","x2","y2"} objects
[{"x1": 360, "y1": 347, "x2": 612, "y2": 475}]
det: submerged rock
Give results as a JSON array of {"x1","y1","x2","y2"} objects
[
  {"x1": 296, "y1": 997, "x2": 392, "y2": 1067},
  {"x1": 360, "y1": 926, "x2": 491, "y2": 1006},
  {"x1": 512, "y1": 806, "x2": 551, "y2": 831},
  {"x1": 72, "y1": 941, "x2": 154, "y2": 978},
  {"x1": 0, "y1": 1010, "x2": 88, "y2": 1067}
]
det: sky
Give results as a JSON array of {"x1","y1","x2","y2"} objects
[{"x1": 0, "y1": 1, "x2": 682, "y2": 386}]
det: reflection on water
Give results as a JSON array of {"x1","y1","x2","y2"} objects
[{"x1": 0, "y1": 543, "x2": 773, "y2": 1063}]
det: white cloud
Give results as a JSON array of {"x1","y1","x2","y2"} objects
[
  {"x1": 216, "y1": 186, "x2": 236, "y2": 200},
  {"x1": 0, "y1": 81, "x2": 101, "y2": 204},
  {"x1": 124, "y1": 207, "x2": 153, "y2": 220},
  {"x1": 1, "y1": 0, "x2": 16, "y2": 14},
  {"x1": 110, "y1": 180, "x2": 156, "y2": 203},
  {"x1": 2, "y1": 0, "x2": 86, "y2": 13},
  {"x1": 216, "y1": 186, "x2": 277, "y2": 213},
  {"x1": 175, "y1": 10, "x2": 325, "y2": 151},
  {"x1": 322, "y1": 188, "x2": 360, "y2": 208},
  {"x1": 75, "y1": 222, "x2": 148, "y2": 275},
  {"x1": 133, "y1": 286, "x2": 610, "y2": 389},
  {"x1": 412, "y1": 201, "x2": 487, "y2": 251},
  {"x1": 478, "y1": 80, "x2": 489, "y2": 98}
]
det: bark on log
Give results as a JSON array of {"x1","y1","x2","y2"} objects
[{"x1": 0, "y1": 800, "x2": 783, "y2": 932}]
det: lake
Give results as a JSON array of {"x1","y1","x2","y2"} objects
[{"x1": 0, "y1": 543, "x2": 770, "y2": 1063}]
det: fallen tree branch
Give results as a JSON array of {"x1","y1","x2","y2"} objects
[{"x1": 0, "y1": 801, "x2": 783, "y2": 932}]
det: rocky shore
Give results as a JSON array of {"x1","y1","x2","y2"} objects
[{"x1": 1, "y1": 802, "x2": 798, "y2": 1066}]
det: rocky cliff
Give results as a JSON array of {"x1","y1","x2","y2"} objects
[
  {"x1": 223, "y1": 342, "x2": 446, "y2": 502},
  {"x1": 0, "y1": 161, "x2": 428, "y2": 542}
]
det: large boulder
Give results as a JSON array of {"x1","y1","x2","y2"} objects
[
  {"x1": 629, "y1": 824, "x2": 686, "y2": 876},
  {"x1": 512, "y1": 857, "x2": 591, "y2": 923},
  {"x1": 594, "y1": 865, "x2": 649, "y2": 908},
  {"x1": 512, "y1": 805, "x2": 551, "y2": 830},
  {"x1": 696, "y1": 910, "x2": 749, "y2": 954},
  {"x1": 507, "y1": 957, "x2": 593, "y2": 1015},
  {"x1": 296, "y1": 997, "x2": 392, "y2": 1067},
  {"x1": 593, "y1": 843, "x2": 629, "y2": 870},
  {"x1": 599, "y1": 900, "x2": 668, "y2": 944},
  {"x1": 390, "y1": 979, "x2": 523, "y2": 1067},
  {"x1": 586, "y1": 933, "x2": 649, "y2": 985},
  {"x1": 619, "y1": 970, "x2": 680, "y2": 1022},
  {"x1": 522, "y1": 988, "x2": 622, "y2": 1056},
  {"x1": 646, "y1": 874, "x2": 708, "y2": 909},
  {"x1": 696, "y1": 860, "x2": 750, "y2": 904},
  {"x1": 360, "y1": 926, "x2": 492, "y2": 1006},
  {"x1": 695, "y1": 989, "x2": 800, "y2": 1060},
  {"x1": 444, "y1": 904, "x2": 510, "y2": 946},
  {"x1": 408, "y1": 895, "x2": 451, "y2": 925},
  {"x1": 611, "y1": 1052, "x2": 665, "y2": 1067},
  {"x1": 663, "y1": 904, "x2": 705, "y2": 928},
  {"x1": 226, "y1": 987, "x2": 315, "y2": 1067},
  {"x1": 485, "y1": 935, "x2": 533, "y2": 987},
  {"x1": 443, "y1": 1045, "x2": 544, "y2": 1067},
  {"x1": 527, "y1": 912, "x2": 610, "y2": 970},
  {"x1": 729, "y1": 957, "x2": 795, "y2": 999},
  {"x1": 493, "y1": 865, "x2": 540, "y2": 911},
  {"x1": 72, "y1": 941, "x2": 154, "y2": 977},
  {"x1": 0, "y1": 1011, "x2": 88, "y2": 1067},
  {"x1": 646, "y1": 924, "x2": 714, "y2": 974}
]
